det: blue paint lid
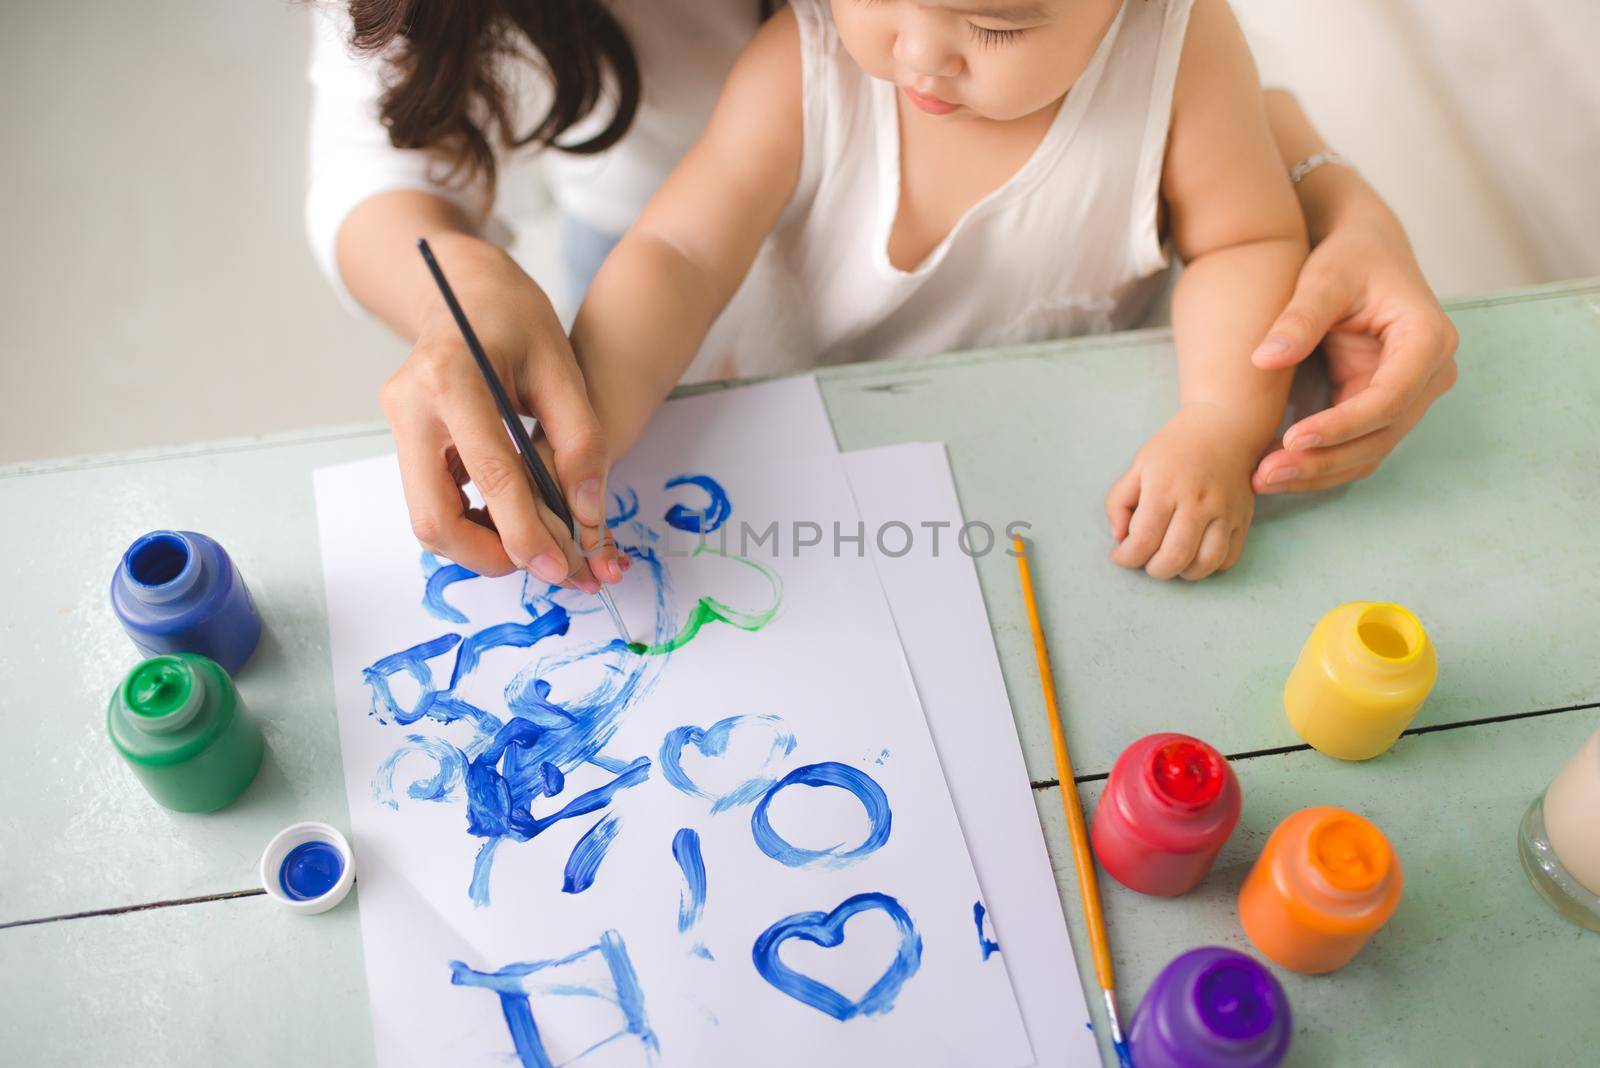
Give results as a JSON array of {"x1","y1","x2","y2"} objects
[{"x1": 258, "y1": 821, "x2": 355, "y2": 914}]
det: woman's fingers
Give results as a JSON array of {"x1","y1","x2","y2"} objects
[
  {"x1": 1250, "y1": 263, "x2": 1357, "y2": 370},
  {"x1": 1253, "y1": 437, "x2": 1382, "y2": 494},
  {"x1": 517, "y1": 329, "x2": 625, "y2": 585},
  {"x1": 383, "y1": 380, "x2": 518, "y2": 577},
  {"x1": 433, "y1": 366, "x2": 575, "y2": 585},
  {"x1": 1283, "y1": 316, "x2": 1457, "y2": 451},
  {"x1": 1255, "y1": 353, "x2": 1456, "y2": 494}
]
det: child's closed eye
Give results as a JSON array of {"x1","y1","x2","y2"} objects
[{"x1": 967, "y1": 23, "x2": 1026, "y2": 48}]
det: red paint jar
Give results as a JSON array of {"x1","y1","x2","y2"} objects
[{"x1": 1091, "y1": 734, "x2": 1241, "y2": 896}]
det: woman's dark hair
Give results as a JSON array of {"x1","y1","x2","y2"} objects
[
  {"x1": 347, "y1": 1, "x2": 779, "y2": 197},
  {"x1": 347, "y1": 0, "x2": 639, "y2": 196}
]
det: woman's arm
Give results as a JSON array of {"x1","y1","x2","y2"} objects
[
  {"x1": 1106, "y1": 0, "x2": 1308, "y2": 581},
  {"x1": 570, "y1": 8, "x2": 804, "y2": 458},
  {"x1": 306, "y1": 4, "x2": 619, "y2": 588},
  {"x1": 1248, "y1": 91, "x2": 1460, "y2": 494}
]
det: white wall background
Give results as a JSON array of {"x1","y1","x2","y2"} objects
[{"x1": 2, "y1": 1, "x2": 1595, "y2": 465}]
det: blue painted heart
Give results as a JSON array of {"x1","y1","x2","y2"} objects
[
  {"x1": 752, "y1": 892, "x2": 923, "y2": 1020},
  {"x1": 659, "y1": 715, "x2": 797, "y2": 813}
]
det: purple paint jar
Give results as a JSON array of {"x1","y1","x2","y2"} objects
[{"x1": 1127, "y1": 947, "x2": 1291, "y2": 1068}]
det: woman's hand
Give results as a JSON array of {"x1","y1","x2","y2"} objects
[
  {"x1": 378, "y1": 233, "x2": 626, "y2": 589},
  {"x1": 1246, "y1": 188, "x2": 1459, "y2": 495}
]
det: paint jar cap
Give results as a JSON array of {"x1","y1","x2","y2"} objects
[
  {"x1": 1307, "y1": 812, "x2": 1391, "y2": 894},
  {"x1": 259, "y1": 821, "x2": 355, "y2": 915},
  {"x1": 122, "y1": 656, "x2": 205, "y2": 734},
  {"x1": 1193, "y1": 956, "x2": 1279, "y2": 1041},
  {"x1": 1148, "y1": 737, "x2": 1226, "y2": 809}
]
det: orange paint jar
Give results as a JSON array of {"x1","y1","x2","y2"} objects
[{"x1": 1238, "y1": 807, "x2": 1402, "y2": 974}]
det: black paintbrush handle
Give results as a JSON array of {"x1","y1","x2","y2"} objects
[{"x1": 416, "y1": 238, "x2": 574, "y2": 530}]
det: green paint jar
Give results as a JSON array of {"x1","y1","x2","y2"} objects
[{"x1": 107, "y1": 654, "x2": 264, "y2": 812}]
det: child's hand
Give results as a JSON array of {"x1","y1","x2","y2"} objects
[{"x1": 1105, "y1": 404, "x2": 1262, "y2": 581}]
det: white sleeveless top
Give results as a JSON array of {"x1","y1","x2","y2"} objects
[{"x1": 689, "y1": 0, "x2": 1196, "y2": 381}]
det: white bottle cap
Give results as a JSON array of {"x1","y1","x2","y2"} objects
[{"x1": 259, "y1": 821, "x2": 355, "y2": 915}]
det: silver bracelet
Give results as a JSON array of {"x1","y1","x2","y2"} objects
[{"x1": 1289, "y1": 150, "x2": 1353, "y2": 185}]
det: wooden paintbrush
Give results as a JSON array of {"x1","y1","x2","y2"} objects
[{"x1": 1013, "y1": 536, "x2": 1131, "y2": 1068}]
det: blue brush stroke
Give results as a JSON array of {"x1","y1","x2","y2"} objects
[
  {"x1": 973, "y1": 901, "x2": 1001, "y2": 960},
  {"x1": 361, "y1": 633, "x2": 463, "y2": 724},
  {"x1": 466, "y1": 749, "x2": 649, "y2": 843},
  {"x1": 448, "y1": 610, "x2": 571, "y2": 689},
  {"x1": 370, "y1": 503, "x2": 685, "y2": 904},
  {"x1": 659, "y1": 715, "x2": 797, "y2": 813},
  {"x1": 373, "y1": 734, "x2": 467, "y2": 808},
  {"x1": 607, "y1": 485, "x2": 640, "y2": 526},
  {"x1": 752, "y1": 893, "x2": 922, "y2": 1020},
  {"x1": 750, "y1": 762, "x2": 892, "y2": 868},
  {"x1": 672, "y1": 828, "x2": 707, "y2": 932},
  {"x1": 540, "y1": 761, "x2": 564, "y2": 795},
  {"x1": 663, "y1": 474, "x2": 732, "y2": 534},
  {"x1": 420, "y1": 551, "x2": 478, "y2": 624},
  {"x1": 691, "y1": 944, "x2": 714, "y2": 961},
  {"x1": 563, "y1": 813, "x2": 622, "y2": 894},
  {"x1": 452, "y1": 929, "x2": 658, "y2": 1068}
]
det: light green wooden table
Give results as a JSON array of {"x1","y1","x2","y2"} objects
[{"x1": 2, "y1": 280, "x2": 1597, "y2": 1066}]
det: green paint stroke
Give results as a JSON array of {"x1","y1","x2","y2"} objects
[{"x1": 628, "y1": 548, "x2": 782, "y2": 656}]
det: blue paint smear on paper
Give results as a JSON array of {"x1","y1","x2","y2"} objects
[
  {"x1": 750, "y1": 762, "x2": 892, "y2": 868},
  {"x1": 466, "y1": 750, "x2": 649, "y2": 843},
  {"x1": 973, "y1": 901, "x2": 1001, "y2": 960},
  {"x1": 451, "y1": 929, "x2": 658, "y2": 1068},
  {"x1": 420, "y1": 551, "x2": 477, "y2": 624},
  {"x1": 368, "y1": 505, "x2": 688, "y2": 904},
  {"x1": 691, "y1": 944, "x2": 714, "y2": 961},
  {"x1": 540, "y1": 761, "x2": 564, "y2": 795},
  {"x1": 373, "y1": 734, "x2": 467, "y2": 808},
  {"x1": 752, "y1": 892, "x2": 922, "y2": 1020},
  {"x1": 662, "y1": 474, "x2": 732, "y2": 534},
  {"x1": 361, "y1": 633, "x2": 464, "y2": 725},
  {"x1": 447, "y1": 611, "x2": 571, "y2": 689},
  {"x1": 659, "y1": 715, "x2": 797, "y2": 813},
  {"x1": 672, "y1": 828, "x2": 707, "y2": 932},
  {"x1": 607, "y1": 485, "x2": 640, "y2": 526},
  {"x1": 562, "y1": 813, "x2": 621, "y2": 894}
]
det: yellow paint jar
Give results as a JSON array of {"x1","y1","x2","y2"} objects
[{"x1": 1283, "y1": 602, "x2": 1437, "y2": 760}]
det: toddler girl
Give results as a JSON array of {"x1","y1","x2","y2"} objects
[{"x1": 573, "y1": 0, "x2": 1306, "y2": 581}]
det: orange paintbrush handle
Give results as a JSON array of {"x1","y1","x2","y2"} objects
[{"x1": 1014, "y1": 538, "x2": 1116, "y2": 991}]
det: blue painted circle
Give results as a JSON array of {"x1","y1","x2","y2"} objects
[
  {"x1": 279, "y1": 840, "x2": 345, "y2": 901},
  {"x1": 751, "y1": 762, "x2": 891, "y2": 867}
]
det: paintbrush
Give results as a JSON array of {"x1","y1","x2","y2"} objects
[
  {"x1": 1013, "y1": 537, "x2": 1132, "y2": 1068},
  {"x1": 416, "y1": 237, "x2": 632, "y2": 646}
]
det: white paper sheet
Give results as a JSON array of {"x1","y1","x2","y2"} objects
[
  {"x1": 841, "y1": 443, "x2": 1099, "y2": 1066},
  {"x1": 314, "y1": 380, "x2": 1031, "y2": 1068}
]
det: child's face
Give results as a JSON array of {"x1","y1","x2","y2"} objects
[{"x1": 831, "y1": 0, "x2": 1122, "y2": 122}]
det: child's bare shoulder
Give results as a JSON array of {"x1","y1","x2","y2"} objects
[{"x1": 1172, "y1": 0, "x2": 1264, "y2": 109}]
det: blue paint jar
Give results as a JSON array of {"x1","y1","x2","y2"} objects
[{"x1": 110, "y1": 530, "x2": 261, "y2": 673}]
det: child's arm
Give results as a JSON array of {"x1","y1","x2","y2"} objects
[
  {"x1": 570, "y1": 9, "x2": 804, "y2": 457},
  {"x1": 1107, "y1": 0, "x2": 1308, "y2": 581}
]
